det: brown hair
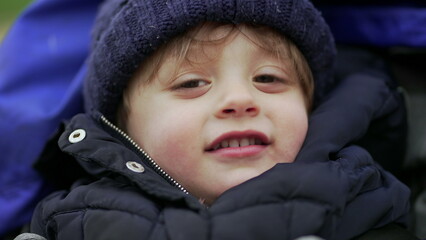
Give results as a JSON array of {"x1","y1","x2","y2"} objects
[{"x1": 117, "y1": 22, "x2": 314, "y2": 127}]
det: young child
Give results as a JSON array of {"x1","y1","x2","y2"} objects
[
  {"x1": 113, "y1": 22, "x2": 314, "y2": 205},
  {"x1": 26, "y1": 0, "x2": 412, "y2": 239}
]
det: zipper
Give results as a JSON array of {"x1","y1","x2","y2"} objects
[{"x1": 100, "y1": 115, "x2": 189, "y2": 194}]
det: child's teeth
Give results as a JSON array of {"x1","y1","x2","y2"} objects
[
  {"x1": 214, "y1": 137, "x2": 263, "y2": 150},
  {"x1": 240, "y1": 138, "x2": 249, "y2": 147},
  {"x1": 229, "y1": 139, "x2": 239, "y2": 148}
]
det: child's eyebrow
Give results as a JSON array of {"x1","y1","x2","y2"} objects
[
  {"x1": 157, "y1": 57, "x2": 203, "y2": 86},
  {"x1": 253, "y1": 47, "x2": 294, "y2": 70}
]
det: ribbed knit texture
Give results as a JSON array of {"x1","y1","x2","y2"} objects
[{"x1": 84, "y1": 0, "x2": 336, "y2": 122}]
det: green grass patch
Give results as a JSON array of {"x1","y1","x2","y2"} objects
[
  {"x1": 0, "y1": 0, "x2": 33, "y2": 40},
  {"x1": 0, "y1": 1, "x2": 33, "y2": 18}
]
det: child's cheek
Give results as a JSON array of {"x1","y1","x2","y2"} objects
[{"x1": 148, "y1": 120, "x2": 202, "y2": 177}]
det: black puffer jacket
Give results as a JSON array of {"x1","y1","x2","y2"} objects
[{"x1": 30, "y1": 74, "x2": 410, "y2": 240}]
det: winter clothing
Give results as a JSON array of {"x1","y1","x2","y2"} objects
[
  {"x1": 84, "y1": 0, "x2": 336, "y2": 123},
  {"x1": 30, "y1": 72, "x2": 411, "y2": 240},
  {"x1": 25, "y1": 0, "x2": 412, "y2": 239},
  {"x1": 6, "y1": 0, "x2": 412, "y2": 239},
  {"x1": 354, "y1": 223, "x2": 420, "y2": 240},
  {"x1": 3, "y1": 0, "x2": 423, "y2": 237}
]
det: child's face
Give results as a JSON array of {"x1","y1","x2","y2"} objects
[{"x1": 124, "y1": 27, "x2": 308, "y2": 204}]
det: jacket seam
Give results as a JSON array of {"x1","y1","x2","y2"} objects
[
  {"x1": 214, "y1": 199, "x2": 339, "y2": 217},
  {"x1": 46, "y1": 206, "x2": 158, "y2": 227}
]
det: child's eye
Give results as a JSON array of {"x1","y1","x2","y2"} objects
[
  {"x1": 253, "y1": 74, "x2": 285, "y2": 84},
  {"x1": 170, "y1": 79, "x2": 211, "y2": 98},
  {"x1": 253, "y1": 74, "x2": 291, "y2": 93},
  {"x1": 175, "y1": 79, "x2": 209, "y2": 89},
  {"x1": 172, "y1": 79, "x2": 210, "y2": 90}
]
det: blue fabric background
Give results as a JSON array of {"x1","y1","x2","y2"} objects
[{"x1": 0, "y1": 0, "x2": 100, "y2": 236}]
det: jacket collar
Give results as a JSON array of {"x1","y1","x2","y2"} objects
[{"x1": 58, "y1": 112, "x2": 204, "y2": 210}]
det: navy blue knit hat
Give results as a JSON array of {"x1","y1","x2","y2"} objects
[{"x1": 84, "y1": 0, "x2": 336, "y2": 122}]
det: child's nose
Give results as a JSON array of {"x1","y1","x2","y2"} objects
[{"x1": 215, "y1": 87, "x2": 260, "y2": 118}]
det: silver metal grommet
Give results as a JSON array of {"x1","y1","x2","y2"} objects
[
  {"x1": 126, "y1": 161, "x2": 145, "y2": 173},
  {"x1": 68, "y1": 129, "x2": 86, "y2": 143}
]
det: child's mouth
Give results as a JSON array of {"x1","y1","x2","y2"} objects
[
  {"x1": 205, "y1": 130, "x2": 270, "y2": 152},
  {"x1": 208, "y1": 137, "x2": 266, "y2": 151}
]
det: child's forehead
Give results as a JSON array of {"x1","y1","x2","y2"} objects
[
  {"x1": 130, "y1": 23, "x2": 296, "y2": 87},
  {"x1": 153, "y1": 31, "x2": 294, "y2": 85},
  {"x1": 168, "y1": 27, "x2": 289, "y2": 67},
  {"x1": 189, "y1": 23, "x2": 236, "y2": 41},
  {"x1": 173, "y1": 23, "x2": 292, "y2": 59}
]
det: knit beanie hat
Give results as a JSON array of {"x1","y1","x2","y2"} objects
[{"x1": 84, "y1": 0, "x2": 336, "y2": 122}]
